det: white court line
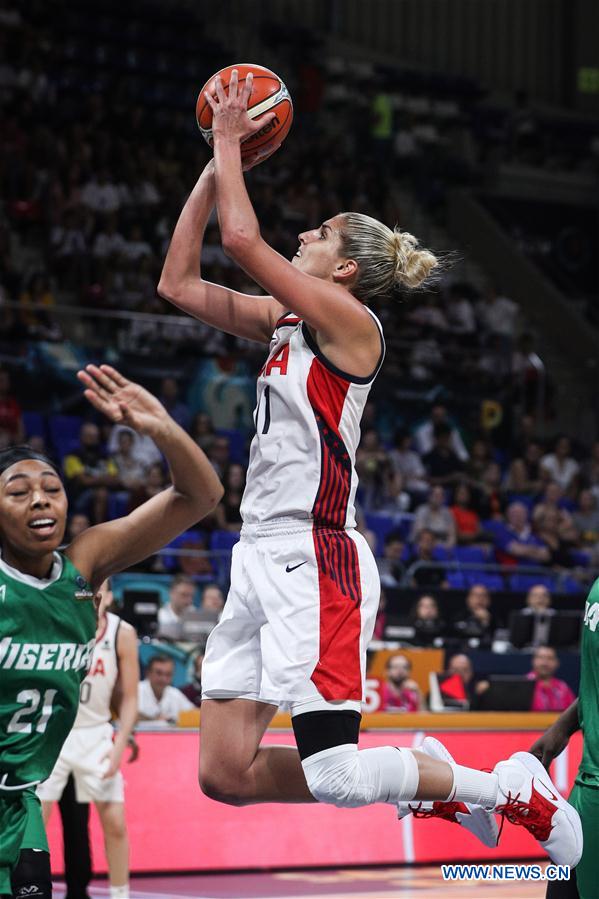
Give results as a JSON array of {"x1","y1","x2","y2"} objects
[{"x1": 55, "y1": 888, "x2": 218, "y2": 899}]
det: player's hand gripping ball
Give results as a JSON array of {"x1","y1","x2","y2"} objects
[{"x1": 197, "y1": 63, "x2": 293, "y2": 169}]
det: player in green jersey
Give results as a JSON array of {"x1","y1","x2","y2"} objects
[
  {"x1": 0, "y1": 363, "x2": 223, "y2": 899},
  {"x1": 531, "y1": 576, "x2": 599, "y2": 899}
]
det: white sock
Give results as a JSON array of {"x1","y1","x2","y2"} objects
[
  {"x1": 448, "y1": 764, "x2": 499, "y2": 809},
  {"x1": 110, "y1": 885, "x2": 129, "y2": 899}
]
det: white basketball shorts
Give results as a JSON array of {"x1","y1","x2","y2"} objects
[
  {"x1": 201, "y1": 520, "x2": 380, "y2": 714},
  {"x1": 37, "y1": 722, "x2": 125, "y2": 803}
]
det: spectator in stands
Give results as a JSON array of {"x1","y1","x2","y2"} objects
[
  {"x1": 128, "y1": 462, "x2": 169, "y2": 512},
  {"x1": 190, "y1": 413, "x2": 215, "y2": 452},
  {"x1": 388, "y1": 428, "x2": 428, "y2": 500},
  {"x1": 583, "y1": 440, "x2": 599, "y2": 502},
  {"x1": 18, "y1": 271, "x2": 60, "y2": 340},
  {"x1": 0, "y1": 369, "x2": 24, "y2": 442},
  {"x1": 371, "y1": 469, "x2": 411, "y2": 514},
  {"x1": 381, "y1": 654, "x2": 423, "y2": 712},
  {"x1": 81, "y1": 168, "x2": 121, "y2": 215},
  {"x1": 157, "y1": 574, "x2": 196, "y2": 631},
  {"x1": 200, "y1": 584, "x2": 225, "y2": 615},
  {"x1": 111, "y1": 429, "x2": 145, "y2": 490},
  {"x1": 478, "y1": 462, "x2": 506, "y2": 520},
  {"x1": 476, "y1": 286, "x2": 519, "y2": 340},
  {"x1": 108, "y1": 424, "x2": 162, "y2": 470},
  {"x1": 122, "y1": 224, "x2": 152, "y2": 262},
  {"x1": 445, "y1": 283, "x2": 476, "y2": 339},
  {"x1": 63, "y1": 422, "x2": 120, "y2": 523},
  {"x1": 137, "y1": 655, "x2": 194, "y2": 724},
  {"x1": 158, "y1": 377, "x2": 190, "y2": 431},
  {"x1": 525, "y1": 583, "x2": 553, "y2": 613},
  {"x1": 409, "y1": 594, "x2": 446, "y2": 646},
  {"x1": 534, "y1": 507, "x2": 578, "y2": 569},
  {"x1": 493, "y1": 501, "x2": 550, "y2": 566},
  {"x1": 512, "y1": 333, "x2": 547, "y2": 416},
  {"x1": 413, "y1": 404, "x2": 469, "y2": 462},
  {"x1": 453, "y1": 584, "x2": 495, "y2": 649},
  {"x1": 541, "y1": 436, "x2": 580, "y2": 493},
  {"x1": 372, "y1": 589, "x2": 387, "y2": 640},
  {"x1": 573, "y1": 489, "x2": 599, "y2": 547},
  {"x1": 447, "y1": 653, "x2": 488, "y2": 707},
  {"x1": 464, "y1": 438, "x2": 493, "y2": 485},
  {"x1": 505, "y1": 440, "x2": 545, "y2": 495},
  {"x1": 207, "y1": 434, "x2": 231, "y2": 478},
  {"x1": 423, "y1": 423, "x2": 465, "y2": 487},
  {"x1": 356, "y1": 428, "x2": 391, "y2": 507},
  {"x1": 92, "y1": 213, "x2": 126, "y2": 260},
  {"x1": 213, "y1": 463, "x2": 245, "y2": 532},
  {"x1": 532, "y1": 482, "x2": 573, "y2": 527},
  {"x1": 181, "y1": 650, "x2": 205, "y2": 708},
  {"x1": 407, "y1": 528, "x2": 449, "y2": 589},
  {"x1": 526, "y1": 646, "x2": 576, "y2": 712},
  {"x1": 411, "y1": 486, "x2": 456, "y2": 548},
  {"x1": 450, "y1": 483, "x2": 484, "y2": 544},
  {"x1": 377, "y1": 531, "x2": 406, "y2": 588},
  {"x1": 65, "y1": 513, "x2": 91, "y2": 543}
]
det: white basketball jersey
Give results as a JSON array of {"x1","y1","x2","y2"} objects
[
  {"x1": 240, "y1": 309, "x2": 385, "y2": 528},
  {"x1": 74, "y1": 611, "x2": 120, "y2": 728}
]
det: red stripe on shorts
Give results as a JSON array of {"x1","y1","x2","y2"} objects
[
  {"x1": 306, "y1": 358, "x2": 352, "y2": 528},
  {"x1": 311, "y1": 528, "x2": 362, "y2": 701}
]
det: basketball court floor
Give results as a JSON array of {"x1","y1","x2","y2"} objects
[{"x1": 54, "y1": 865, "x2": 548, "y2": 898}]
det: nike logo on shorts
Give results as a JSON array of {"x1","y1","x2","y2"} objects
[{"x1": 286, "y1": 561, "x2": 307, "y2": 573}]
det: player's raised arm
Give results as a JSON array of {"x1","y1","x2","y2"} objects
[
  {"x1": 157, "y1": 160, "x2": 284, "y2": 344},
  {"x1": 67, "y1": 364, "x2": 223, "y2": 588}
]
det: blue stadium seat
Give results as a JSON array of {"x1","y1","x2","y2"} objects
[
  {"x1": 364, "y1": 513, "x2": 396, "y2": 555},
  {"x1": 508, "y1": 573, "x2": 556, "y2": 593},
  {"x1": 48, "y1": 415, "x2": 83, "y2": 461},
  {"x1": 161, "y1": 530, "x2": 210, "y2": 577},
  {"x1": 465, "y1": 571, "x2": 504, "y2": 590},
  {"x1": 107, "y1": 491, "x2": 129, "y2": 520},
  {"x1": 432, "y1": 545, "x2": 454, "y2": 562},
  {"x1": 210, "y1": 529, "x2": 241, "y2": 585},
  {"x1": 570, "y1": 550, "x2": 591, "y2": 566},
  {"x1": 454, "y1": 546, "x2": 489, "y2": 565},
  {"x1": 216, "y1": 428, "x2": 247, "y2": 465},
  {"x1": 23, "y1": 411, "x2": 45, "y2": 440},
  {"x1": 446, "y1": 571, "x2": 466, "y2": 589}
]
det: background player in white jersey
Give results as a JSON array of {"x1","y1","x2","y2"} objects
[
  {"x1": 158, "y1": 70, "x2": 581, "y2": 868},
  {"x1": 39, "y1": 580, "x2": 138, "y2": 899}
]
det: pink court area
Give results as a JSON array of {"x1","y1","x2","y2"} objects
[{"x1": 54, "y1": 866, "x2": 548, "y2": 898}]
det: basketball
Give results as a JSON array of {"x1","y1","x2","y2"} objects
[{"x1": 196, "y1": 63, "x2": 293, "y2": 167}]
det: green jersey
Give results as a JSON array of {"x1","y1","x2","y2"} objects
[
  {"x1": 578, "y1": 577, "x2": 599, "y2": 783},
  {"x1": 0, "y1": 551, "x2": 96, "y2": 791}
]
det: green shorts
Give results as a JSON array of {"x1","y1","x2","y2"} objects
[
  {"x1": 570, "y1": 776, "x2": 599, "y2": 899},
  {"x1": 0, "y1": 788, "x2": 48, "y2": 896}
]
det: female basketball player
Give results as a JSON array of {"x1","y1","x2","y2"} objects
[
  {"x1": 0, "y1": 365, "x2": 223, "y2": 899},
  {"x1": 158, "y1": 70, "x2": 581, "y2": 867}
]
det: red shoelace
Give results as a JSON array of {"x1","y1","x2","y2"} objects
[
  {"x1": 408, "y1": 800, "x2": 470, "y2": 823},
  {"x1": 495, "y1": 784, "x2": 555, "y2": 844}
]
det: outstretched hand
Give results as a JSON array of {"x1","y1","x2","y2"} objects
[
  {"x1": 77, "y1": 364, "x2": 170, "y2": 438},
  {"x1": 205, "y1": 69, "x2": 276, "y2": 145}
]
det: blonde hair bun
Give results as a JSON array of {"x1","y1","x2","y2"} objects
[
  {"x1": 340, "y1": 213, "x2": 439, "y2": 301},
  {"x1": 392, "y1": 228, "x2": 439, "y2": 290}
]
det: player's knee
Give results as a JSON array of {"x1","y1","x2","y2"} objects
[
  {"x1": 198, "y1": 765, "x2": 248, "y2": 807},
  {"x1": 100, "y1": 806, "x2": 127, "y2": 841},
  {"x1": 302, "y1": 744, "x2": 370, "y2": 808}
]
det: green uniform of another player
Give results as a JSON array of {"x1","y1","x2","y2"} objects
[
  {"x1": 0, "y1": 551, "x2": 96, "y2": 896},
  {"x1": 567, "y1": 577, "x2": 599, "y2": 899}
]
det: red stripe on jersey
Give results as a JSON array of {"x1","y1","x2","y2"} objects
[
  {"x1": 276, "y1": 315, "x2": 302, "y2": 327},
  {"x1": 311, "y1": 529, "x2": 363, "y2": 701},
  {"x1": 306, "y1": 358, "x2": 351, "y2": 528}
]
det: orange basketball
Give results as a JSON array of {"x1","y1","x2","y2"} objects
[{"x1": 196, "y1": 63, "x2": 293, "y2": 168}]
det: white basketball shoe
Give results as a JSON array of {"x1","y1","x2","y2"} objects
[
  {"x1": 397, "y1": 736, "x2": 498, "y2": 848},
  {"x1": 493, "y1": 751, "x2": 582, "y2": 867}
]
